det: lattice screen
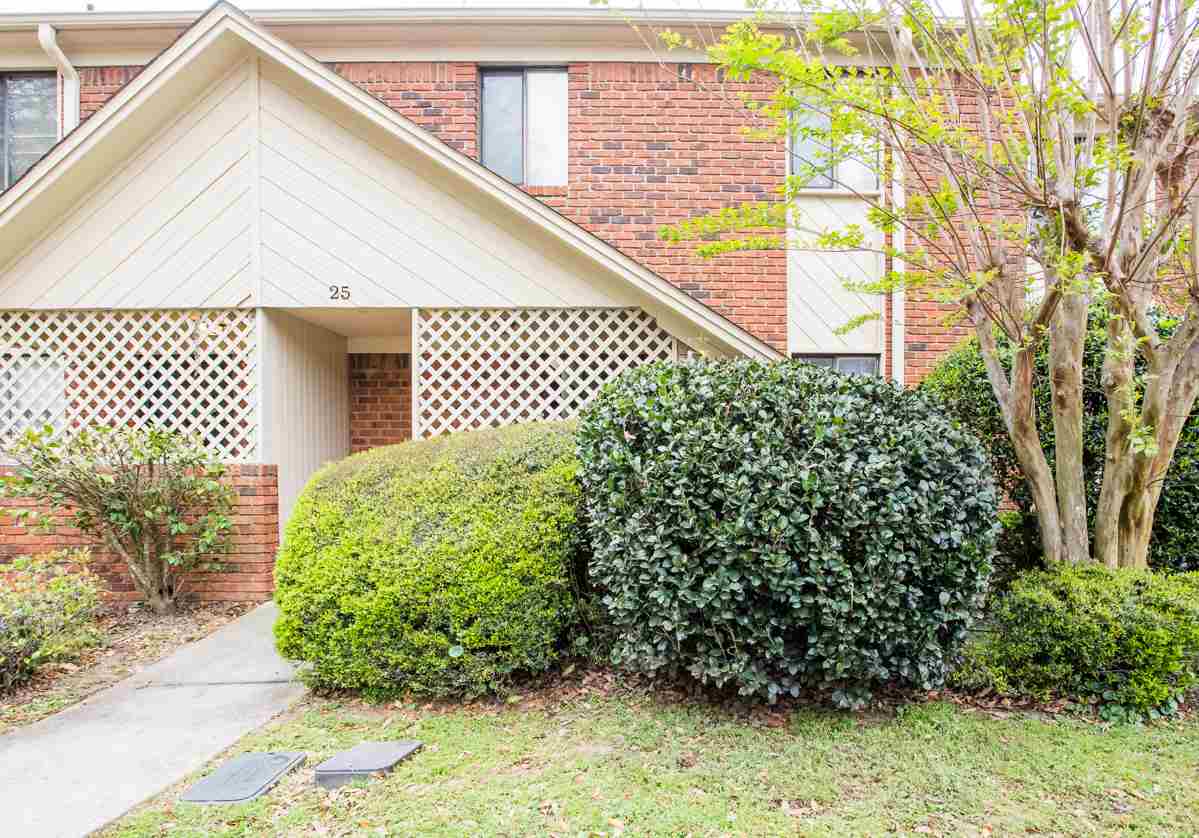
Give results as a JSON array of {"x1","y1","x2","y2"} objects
[
  {"x1": 414, "y1": 308, "x2": 676, "y2": 437},
  {"x1": 0, "y1": 309, "x2": 258, "y2": 461}
]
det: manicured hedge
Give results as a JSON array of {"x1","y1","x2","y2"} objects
[
  {"x1": 577, "y1": 359, "x2": 998, "y2": 707},
  {"x1": 952, "y1": 563, "x2": 1199, "y2": 718},
  {"x1": 921, "y1": 308, "x2": 1199, "y2": 575},
  {"x1": 273, "y1": 422, "x2": 582, "y2": 699}
]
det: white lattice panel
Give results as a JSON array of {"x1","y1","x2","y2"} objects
[
  {"x1": 415, "y1": 308, "x2": 676, "y2": 437},
  {"x1": 0, "y1": 310, "x2": 258, "y2": 461}
]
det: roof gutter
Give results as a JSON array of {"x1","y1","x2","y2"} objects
[
  {"x1": 0, "y1": 8, "x2": 757, "y2": 32},
  {"x1": 37, "y1": 23, "x2": 79, "y2": 137}
]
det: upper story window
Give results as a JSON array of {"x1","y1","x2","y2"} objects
[
  {"x1": 1, "y1": 72, "x2": 57, "y2": 191},
  {"x1": 790, "y1": 107, "x2": 878, "y2": 194},
  {"x1": 480, "y1": 67, "x2": 567, "y2": 187}
]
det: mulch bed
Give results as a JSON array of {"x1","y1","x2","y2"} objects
[
  {"x1": 0, "y1": 600, "x2": 255, "y2": 733},
  {"x1": 321, "y1": 665, "x2": 1197, "y2": 730}
]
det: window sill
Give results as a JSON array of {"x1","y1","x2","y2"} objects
[{"x1": 796, "y1": 188, "x2": 882, "y2": 199}]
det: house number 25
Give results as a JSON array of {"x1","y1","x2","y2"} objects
[{"x1": 329, "y1": 285, "x2": 351, "y2": 301}]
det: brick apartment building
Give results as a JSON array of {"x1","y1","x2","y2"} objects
[{"x1": 0, "y1": 3, "x2": 966, "y2": 599}]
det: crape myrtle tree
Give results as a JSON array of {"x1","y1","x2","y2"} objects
[{"x1": 655, "y1": 0, "x2": 1199, "y2": 568}]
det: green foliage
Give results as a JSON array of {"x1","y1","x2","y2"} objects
[
  {"x1": 577, "y1": 359, "x2": 998, "y2": 708},
  {"x1": 920, "y1": 309, "x2": 1199, "y2": 575},
  {"x1": 952, "y1": 563, "x2": 1199, "y2": 718},
  {"x1": 274, "y1": 422, "x2": 582, "y2": 699},
  {"x1": 0, "y1": 549, "x2": 103, "y2": 694},
  {"x1": 1, "y1": 426, "x2": 235, "y2": 613}
]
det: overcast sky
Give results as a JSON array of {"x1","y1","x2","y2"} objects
[{"x1": 0, "y1": 0, "x2": 755, "y2": 14}]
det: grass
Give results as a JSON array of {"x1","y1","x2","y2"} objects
[{"x1": 103, "y1": 687, "x2": 1199, "y2": 837}]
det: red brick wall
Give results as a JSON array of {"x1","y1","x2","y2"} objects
[
  {"x1": 898, "y1": 76, "x2": 997, "y2": 384},
  {"x1": 903, "y1": 294, "x2": 972, "y2": 384},
  {"x1": 0, "y1": 464, "x2": 278, "y2": 603},
  {"x1": 78, "y1": 66, "x2": 142, "y2": 122},
  {"x1": 557, "y1": 62, "x2": 788, "y2": 352},
  {"x1": 349, "y1": 353, "x2": 413, "y2": 453},
  {"x1": 330, "y1": 62, "x2": 479, "y2": 158}
]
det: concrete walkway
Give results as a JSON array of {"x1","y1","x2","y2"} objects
[{"x1": 0, "y1": 601, "x2": 305, "y2": 838}]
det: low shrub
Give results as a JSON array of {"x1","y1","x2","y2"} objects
[
  {"x1": 920, "y1": 307, "x2": 1199, "y2": 575},
  {"x1": 274, "y1": 422, "x2": 582, "y2": 699},
  {"x1": 1, "y1": 426, "x2": 235, "y2": 615},
  {"x1": 952, "y1": 563, "x2": 1199, "y2": 718},
  {"x1": 1, "y1": 550, "x2": 103, "y2": 693},
  {"x1": 577, "y1": 359, "x2": 998, "y2": 708}
]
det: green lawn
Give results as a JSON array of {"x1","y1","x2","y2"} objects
[{"x1": 104, "y1": 689, "x2": 1199, "y2": 837}]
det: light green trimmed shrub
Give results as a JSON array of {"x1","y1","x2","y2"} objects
[
  {"x1": 273, "y1": 422, "x2": 582, "y2": 699},
  {"x1": 1, "y1": 549, "x2": 103, "y2": 694},
  {"x1": 952, "y1": 563, "x2": 1199, "y2": 718},
  {"x1": 577, "y1": 359, "x2": 999, "y2": 708}
]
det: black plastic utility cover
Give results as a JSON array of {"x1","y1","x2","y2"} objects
[
  {"x1": 180, "y1": 752, "x2": 306, "y2": 804},
  {"x1": 314, "y1": 741, "x2": 423, "y2": 789}
]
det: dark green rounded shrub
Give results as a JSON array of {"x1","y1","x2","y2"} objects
[
  {"x1": 920, "y1": 308, "x2": 1199, "y2": 575},
  {"x1": 273, "y1": 422, "x2": 581, "y2": 699},
  {"x1": 952, "y1": 563, "x2": 1199, "y2": 718},
  {"x1": 577, "y1": 359, "x2": 999, "y2": 707}
]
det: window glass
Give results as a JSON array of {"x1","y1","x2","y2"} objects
[
  {"x1": 2, "y1": 73, "x2": 57, "y2": 190},
  {"x1": 791, "y1": 104, "x2": 879, "y2": 193},
  {"x1": 525, "y1": 69, "x2": 568, "y2": 186},
  {"x1": 481, "y1": 68, "x2": 567, "y2": 186},
  {"x1": 834, "y1": 355, "x2": 879, "y2": 376},
  {"x1": 838, "y1": 152, "x2": 880, "y2": 193},
  {"x1": 790, "y1": 107, "x2": 834, "y2": 188},
  {"x1": 796, "y1": 354, "x2": 880, "y2": 376},
  {"x1": 481, "y1": 70, "x2": 524, "y2": 185}
]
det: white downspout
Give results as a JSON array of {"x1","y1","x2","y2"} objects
[
  {"x1": 37, "y1": 24, "x2": 79, "y2": 138},
  {"x1": 890, "y1": 158, "x2": 906, "y2": 387}
]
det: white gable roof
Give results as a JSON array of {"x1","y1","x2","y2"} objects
[{"x1": 0, "y1": 2, "x2": 780, "y2": 361}]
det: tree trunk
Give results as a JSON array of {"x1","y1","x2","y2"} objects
[
  {"x1": 1048, "y1": 294, "x2": 1089, "y2": 563},
  {"x1": 1008, "y1": 351, "x2": 1066, "y2": 565},
  {"x1": 973, "y1": 307, "x2": 1066, "y2": 565},
  {"x1": 144, "y1": 590, "x2": 178, "y2": 616},
  {"x1": 1116, "y1": 490, "x2": 1153, "y2": 568},
  {"x1": 117, "y1": 537, "x2": 179, "y2": 616},
  {"x1": 1094, "y1": 316, "x2": 1135, "y2": 567}
]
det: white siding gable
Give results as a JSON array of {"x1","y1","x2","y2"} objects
[{"x1": 0, "y1": 60, "x2": 257, "y2": 309}]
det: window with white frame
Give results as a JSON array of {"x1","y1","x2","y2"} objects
[
  {"x1": 480, "y1": 67, "x2": 568, "y2": 186},
  {"x1": 790, "y1": 106, "x2": 879, "y2": 193},
  {"x1": 0, "y1": 351, "x2": 65, "y2": 442},
  {"x1": 1, "y1": 73, "x2": 57, "y2": 191},
  {"x1": 795, "y1": 354, "x2": 880, "y2": 376}
]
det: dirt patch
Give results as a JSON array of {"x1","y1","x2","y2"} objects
[{"x1": 0, "y1": 600, "x2": 255, "y2": 733}]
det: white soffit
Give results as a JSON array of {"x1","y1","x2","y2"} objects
[{"x1": 0, "y1": 2, "x2": 780, "y2": 362}]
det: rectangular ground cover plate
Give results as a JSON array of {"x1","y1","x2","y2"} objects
[
  {"x1": 180, "y1": 752, "x2": 306, "y2": 804},
  {"x1": 314, "y1": 740, "x2": 423, "y2": 789}
]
